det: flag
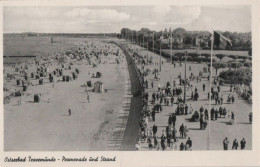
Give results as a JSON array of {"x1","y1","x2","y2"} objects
[{"x1": 214, "y1": 31, "x2": 232, "y2": 49}]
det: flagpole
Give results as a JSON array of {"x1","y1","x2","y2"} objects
[
  {"x1": 147, "y1": 41, "x2": 149, "y2": 64},
  {"x1": 153, "y1": 32, "x2": 155, "y2": 53},
  {"x1": 184, "y1": 51, "x2": 187, "y2": 103},
  {"x1": 170, "y1": 28, "x2": 172, "y2": 83},
  {"x1": 136, "y1": 31, "x2": 138, "y2": 53},
  {"x1": 132, "y1": 31, "x2": 133, "y2": 45},
  {"x1": 160, "y1": 32, "x2": 162, "y2": 72},
  {"x1": 208, "y1": 30, "x2": 214, "y2": 150},
  {"x1": 143, "y1": 35, "x2": 145, "y2": 51}
]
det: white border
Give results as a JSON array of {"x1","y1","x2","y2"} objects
[{"x1": 0, "y1": 0, "x2": 259, "y2": 167}]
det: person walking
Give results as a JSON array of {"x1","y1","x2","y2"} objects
[
  {"x1": 240, "y1": 138, "x2": 246, "y2": 150},
  {"x1": 172, "y1": 114, "x2": 176, "y2": 126},
  {"x1": 185, "y1": 104, "x2": 188, "y2": 115},
  {"x1": 217, "y1": 85, "x2": 220, "y2": 92},
  {"x1": 186, "y1": 137, "x2": 192, "y2": 150},
  {"x1": 200, "y1": 117, "x2": 204, "y2": 130},
  {"x1": 232, "y1": 138, "x2": 239, "y2": 150},
  {"x1": 227, "y1": 110, "x2": 231, "y2": 119},
  {"x1": 68, "y1": 109, "x2": 71, "y2": 116},
  {"x1": 203, "y1": 83, "x2": 205, "y2": 91},
  {"x1": 87, "y1": 94, "x2": 90, "y2": 103},
  {"x1": 215, "y1": 108, "x2": 218, "y2": 120},
  {"x1": 249, "y1": 112, "x2": 252, "y2": 124},
  {"x1": 148, "y1": 137, "x2": 153, "y2": 150},
  {"x1": 231, "y1": 95, "x2": 235, "y2": 103},
  {"x1": 211, "y1": 108, "x2": 215, "y2": 120},
  {"x1": 151, "y1": 109, "x2": 156, "y2": 122},
  {"x1": 223, "y1": 137, "x2": 229, "y2": 150},
  {"x1": 179, "y1": 124, "x2": 184, "y2": 138},
  {"x1": 168, "y1": 115, "x2": 173, "y2": 125},
  {"x1": 231, "y1": 112, "x2": 235, "y2": 124},
  {"x1": 161, "y1": 134, "x2": 166, "y2": 151},
  {"x1": 183, "y1": 126, "x2": 189, "y2": 138},
  {"x1": 205, "y1": 109, "x2": 209, "y2": 120}
]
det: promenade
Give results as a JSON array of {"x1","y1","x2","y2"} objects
[{"x1": 130, "y1": 44, "x2": 252, "y2": 150}]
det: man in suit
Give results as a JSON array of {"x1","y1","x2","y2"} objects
[
  {"x1": 168, "y1": 115, "x2": 173, "y2": 125},
  {"x1": 211, "y1": 107, "x2": 215, "y2": 120},
  {"x1": 179, "y1": 124, "x2": 184, "y2": 138},
  {"x1": 151, "y1": 109, "x2": 156, "y2": 122},
  {"x1": 240, "y1": 138, "x2": 246, "y2": 150},
  {"x1": 172, "y1": 113, "x2": 177, "y2": 126},
  {"x1": 215, "y1": 108, "x2": 218, "y2": 120},
  {"x1": 232, "y1": 138, "x2": 239, "y2": 150},
  {"x1": 223, "y1": 137, "x2": 229, "y2": 150},
  {"x1": 186, "y1": 137, "x2": 192, "y2": 150},
  {"x1": 152, "y1": 124, "x2": 158, "y2": 136}
]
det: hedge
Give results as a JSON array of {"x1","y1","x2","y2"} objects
[
  {"x1": 228, "y1": 62, "x2": 243, "y2": 69},
  {"x1": 244, "y1": 62, "x2": 252, "y2": 67},
  {"x1": 219, "y1": 68, "x2": 252, "y2": 85}
]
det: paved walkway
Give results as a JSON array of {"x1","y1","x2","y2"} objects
[{"x1": 131, "y1": 44, "x2": 252, "y2": 150}]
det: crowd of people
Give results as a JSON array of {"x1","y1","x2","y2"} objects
[
  {"x1": 223, "y1": 137, "x2": 247, "y2": 150},
  {"x1": 121, "y1": 43, "x2": 252, "y2": 151}
]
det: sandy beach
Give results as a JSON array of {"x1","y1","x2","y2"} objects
[{"x1": 4, "y1": 38, "x2": 132, "y2": 151}]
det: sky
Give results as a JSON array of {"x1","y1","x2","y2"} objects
[{"x1": 3, "y1": 6, "x2": 251, "y2": 33}]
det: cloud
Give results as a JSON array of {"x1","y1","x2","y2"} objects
[
  {"x1": 164, "y1": 6, "x2": 201, "y2": 24},
  {"x1": 65, "y1": 8, "x2": 130, "y2": 23},
  {"x1": 152, "y1": 6, "x2": 171, "y2": 16},
  {"x1": 3, "y1": 6, "x2": 250, "y2": 33},
  {"x1": 141, "y1": 21, "x2": 157, "y2": 25},
  {"x1": 4, "y1": 7, "x2": 131, "y2": 33},
  {"x1": 132, "y1": 6, "x2": 202, "y2": 29}
]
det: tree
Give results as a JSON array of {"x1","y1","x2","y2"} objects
[
  {"x1": 237, "y1": 55, "x2": 248, "y2": 62},
  {"x1": 183, "y1": 35, "x2": 193, "y2": 46},
  {"x1": 228, "y1": 62, "x2": 243, "y2": 70},
  {"x1": 188, "y1": 53, "x2": 198, "y2": 62},
  {"x1": 201, "y1": 53, "x2": 210, "y2": 61},
  {"x1": 117, "y1": 34, "x2": 121, "y2": 39},
  {"x1": 215, "y1": 54, "x2": 225, "y2": 62},
  {"x1": 219, "y1": 68, "x2": 252, "y2": 85},
  {"x1": 212, "y1": 62, "x2": 227, "y2": 75},
  {"x1": 175, "y1": 52, "x2": 185, "y2": 62},
  {"x1": 196, "y1": 55, "x2": 204, "y2": 63},
  {"x1": 172, "y1": 28, "x2": 186, "y2": 38},
  {"x1": 244, "y1": 62, "x2": 252, "y2": 67},
  {"x1": 228, "y1": 55, "x2": 238, "y2": 62},
  {"x1": 163, "y1": 28, "x2": 168, "y2": 38}
]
